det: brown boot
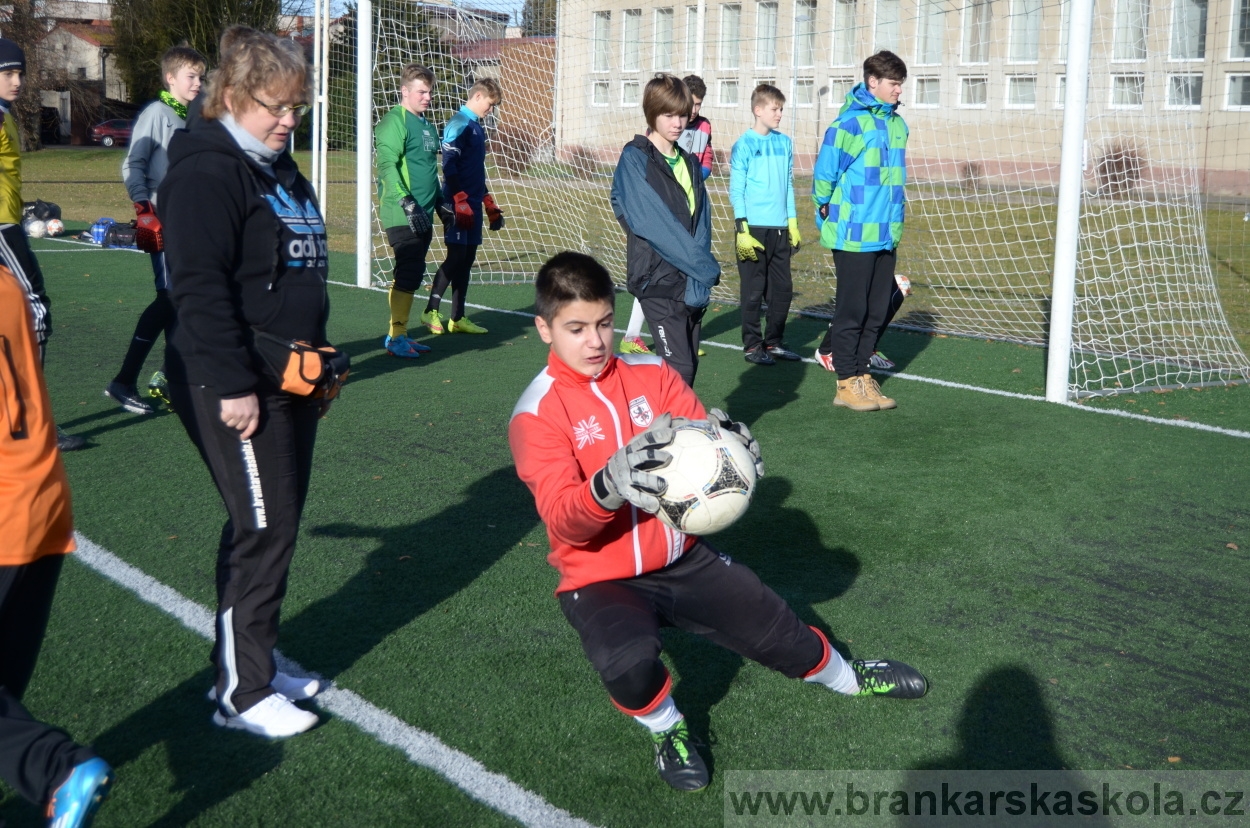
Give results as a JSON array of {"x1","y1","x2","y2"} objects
[
  {"x1": 860, "y1": 373, "x2": 897, "y2": 410},
  {"x1": 834, "y1": 375, "x2": 880, "y2": 411}
]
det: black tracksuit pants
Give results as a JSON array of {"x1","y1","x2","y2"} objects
[
  {"x1": 428, "y1": 243, "x2": 478, "y2": 322},
  {"x1": 169, "y1": 381, "x2": 320, "y2": 716},
  {"x1": 737, "y1": 227, "x2": 793, "y2": 352},
  {"x1": 819, "y1": 249, "x2": 897, "y2": 380},
  {"x1": 637, "y1": 296, "x2": 705, "y2": 388},
  {"x1": 0, "y1": 554, "x2": 96, "y2": 804}
]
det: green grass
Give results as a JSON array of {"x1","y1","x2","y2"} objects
[{"x1": 1, "y1": 240, "x2": 1247, "y2": 826}]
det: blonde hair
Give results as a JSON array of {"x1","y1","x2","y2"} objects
[
  {"x1": 160, "y1": 46, "x2": 206, "y2": 87},
  {"x1": 201, "y1": 32, "x2": 310, "y2": 121},
  {"x1": 467, "y1": 77, "x2": 502, "y2": 104},
  {"x1": 401, "y1": 64, "x2": 435, "y2": 88}
]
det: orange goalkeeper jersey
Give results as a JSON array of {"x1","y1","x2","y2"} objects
[{"x1": 509, "y1": 351, "x2": 705, "y2": 593}]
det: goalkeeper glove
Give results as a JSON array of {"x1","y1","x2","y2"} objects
[
  {"x1": 452, "y1": 191, "x2": 474, "y2": 230},
  {"x1": 483, "y1": 193, "x2": 504, "y2": 231},
  {"x1": 436, "y1": 196, "x2": 454, "y2": 228},
  {"x1": 134, "y1": 200, "x2": 164, "y2": 253},
  {"x1": 400, "y1": 195, "x2": 432, "y2": 236},
  {"x1": 735, "y1": 219, "x2": 766, "y2": 262},
  {"x1": 591, "y1": 413, "x2": 676, "y2": 513},
  {"x1": 787, "y1": 217, "x2": 801, "y2": 251},
  {"x1": 708, "y1": 407, "x2": 765, "y2": 479}
]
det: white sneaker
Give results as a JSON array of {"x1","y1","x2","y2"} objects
[
  {"x1": 212, "y1": 693, "x2": 318, "y2": 738},
  {"x1": 207, "y1": 671, "x2": 322, "y2": 702}
]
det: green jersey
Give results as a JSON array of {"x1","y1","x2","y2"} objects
[{"x1": 375, "y1": 104, "x2": 440, "y2": 230}]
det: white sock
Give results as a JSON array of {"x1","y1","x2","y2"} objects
[
  {"x1": 624, "y1": 299, "x2": 646, "y2": 340},
  {"x1": 632, "y1": 694, "x2": 683, "y2": 733},
  {"x1": 804, "y1": 650, "x2": 860, "y2": 695}
]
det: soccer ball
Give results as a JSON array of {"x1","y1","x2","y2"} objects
[
  {"x1": 654, "y1": 419, "x2": 757, "y2": 535},
  {"x1": 45, "y1": 218, "x2": 64, "y2": 237},
  {"x1": 24, "y1": 219, "x2": 46, "y2": 238}
]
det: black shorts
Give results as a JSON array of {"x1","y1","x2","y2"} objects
[{"x1": 558, "y1": 541, "x2": 824, "y2": 691}]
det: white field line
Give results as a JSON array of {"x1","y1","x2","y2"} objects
[
  {"x1": 38, "y1": 236, "x2": 147, "y2": 253},
  {"x1": 329, "y1": 280, "x2": 1250, "y2": 440},
  {"x1": 71, "y1": 533, "x2": 598, "y2": 828}
]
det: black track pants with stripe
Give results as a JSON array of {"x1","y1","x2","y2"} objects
[
  {"x1": 0, "y1": 224, "x2": 50, "y2": 346},
  {"x1": 169, "y1": 382, "x2": 320, "y2": 715}
]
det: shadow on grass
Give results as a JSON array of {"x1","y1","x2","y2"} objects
[{"x1": 280, "y1": 467, "x2": 537, "y2": 679}]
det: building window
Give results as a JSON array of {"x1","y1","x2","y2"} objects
[
  {"x1": 1055, "y1": 74, "x2": 1066, "y2": 107},
  {"x1": 829, "y1": 76, "x2": 856, "y2": 104},
  {"x1": 917, "y1": 0, "x2": 944, "y2": 65},
  {"x1": 1235, "y1": 0, "x2": 1250, "y2": 58},
  {"x1": 1111, "y1": 74, "x2": 1145, "y2": 107},
  {"x1": 1009, "y1": 0, "x2": 1042, "y2": 62},
  {"x1": 875, "y1": 0, "x2": 901, "y2": 53},
  {"x1": 592, "y1": 80, "x2": 611, "y2": 106},
  {"x1": 832, "y1": 0, "x2": 859, "y2": 66},
  {"x1": 795, "y1": 0, "x2": 817, "y2": 68},
  {"x1": 593, "y1": 12, "x2": 611, "y2": 73},
  {"x1": 720, "y1": 4, "x2": 742, "y2": 69},
  {"x1": 685, "y1": 6, "x2": 700, "y2": 69},
  {"x1": 795, "y1": 77, "x2": 815, "y2": 105},
  {"x1": 962, "y1": 0, "x2": 992, "y2": 64},
  {"x1": 1165, "y1": 73, "x2": 1203, "y2": 107},
  {"x1": 1058, "y1": 0, "x2": 1070, "y2": 61},
  {"x1": 622, "y1": 9, "x2": 642, "y2": 71},
  {"x1": 1006, "y1": 75, "x2": 1037, "y2": 106},
  {"x1": 1227, "y1": 74, "x2": 1250, "y2": 107},
  {"x1": 622, "y1": 80, "x2": 641, "y2": 105},
  {"x1": 1113, "y1": 0, "x2": 1149, "y2": 61},
  {"x1": 654, "y1": 8, "x2": 674, "y2": 69},
  {"x1": 719, "y1": 78, "x2": 740, "y2": 105},
  {"x1": 914, "y1": 77, "x2": 941, "y2": 106},
  {"x1": 757, "y1": 1, "x2": 778, "y2": 68},
  {"x1": 960, "y1": 75, "x2": 989, "y2": 106},
  {"x1": 1169, "y1": 0, "x2": 1207, "y2": 59}
]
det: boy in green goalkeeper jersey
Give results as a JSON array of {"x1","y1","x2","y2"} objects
[{"x1": 376, "y1": 64, "x2": 442, "y2": 358}]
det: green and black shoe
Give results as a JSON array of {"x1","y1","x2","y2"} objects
[
  {"x1": 650, "y1": 719, "x2": 709, "y2": 792},
  {"x1": 852, "y1": 659, "x2": 929, "y2": 698}
]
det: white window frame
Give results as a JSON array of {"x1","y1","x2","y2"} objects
[
  {"x1": 756, "y1": 1, "x2": 779, "y2": 69},
  {"x1": 917, "y1": 0, "x2": 945, "y2": 65},
  {"x1": 1005, "y1": 74, "x2": 1038, "y2": 108},
  {"x1": 654, "y1": 8, "x2": 675, "y2": 70},
  {"x1": 720, "y1": 4, "x2": 742, "y2": 69},
  {"x1": 1111, "y1": 0, "x2": 1149, "y2": 62},
  {"x1": 1226, "y1": 73, "x2": 1250, "y2": 108},
  {"x1": 1164, "y1": 73, "x2": 1204, "y2": 108},
  {"x1": 622, "y1": 9, "x2": 642, "y2": 72},
  {"x1": 1168, "y1": 0, "x2": 1208, "y2": 61},
  {"x1": 875, "y1": 0, "x2": 902, "y2": 54},
  {"x1": 1109, "y1": 73, "x2": 1146, "y2": 108},
  {"x1": 621, "y1": 79, "x2": 641, "y2": 106},
  {"x1": 1054, "y1": 74, "x2": 1067, "y2": 108},
  {"x1": 1058, "y1": 0, "x2": 1070, "y2": 62},
  {"x1": 718, "y1": 78, "x2": 741, "y2": 106},
  {"x1": 961, "y1": 0, "x2": 992, "y2": 65},
  {"x1": 831, "y1": 0, "x2": 859, "y2": 67},
  {"x1": 592, "y1": 80, "x2": 611, "y2": 106},
  {"x1": 684, "y1": 6, "x2": 700, "y2": 70},
  {"x1": 1231, "y1": 0, "x2": 1250, "y2": 59},
  {"x1": 828, "y1": 76, "x2": 856, "y2": 105},
  {"x1": 959, "y1": 75, "x2": 990, "y2": 107},
  {"x1": 913, "y1": 76, "x2": 942, "y2": 107},
  {"x1": 1008, "y1": 0, "x2": 1042, "y2": 63},
  {"x1": 795, "y1": 0, "x2": 817, "y2": 68},
  {"x1": 592, "y1": 11, "x2": 612, "y2": 73},
  {"x1": 794, "y1": 76, "x2": 816, "y2": 106}
]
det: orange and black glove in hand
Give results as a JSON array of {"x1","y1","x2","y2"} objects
[
  {"x1": 452, "y1": 191, "x2": 475, "y2": 230},
  {"x1": 134, "y1": 200, "x2": 164, "y2": 253},
  {"x1": 483, "y1": 194, "x2": 504, "y2": 232}
]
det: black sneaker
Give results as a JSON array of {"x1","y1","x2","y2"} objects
[
  {"x1": 766, "y1": 344, "x2": 802, "y2": 361},
  {"x1": 105, "y1": 381, "x2": 155, "y2": 415},
  {"x1": 56, "y1": 427, "x2": 87, "y2": 452},
  {"x1": 852, "y1": 659, "x2": 929, "y2": 698},
  {"x1": 650, "y1": 720, "x2": 709, "y2": 791},
  {"x1": 743, "y1": 347, "x2": 776, "y2": 366}
]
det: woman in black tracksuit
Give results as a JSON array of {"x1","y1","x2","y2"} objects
[{"x1": 159, "y1": 32, "x2": 327, "y2": 739}]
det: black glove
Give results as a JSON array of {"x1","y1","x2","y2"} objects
[
  {"x1": 400, "y1": 195, "x2": 431, "y2": 236},
  {"x1": 591, "y1": 413, "x2": 676, "y2": 513},
  {"x1": 436, "y1": 198, "x2": 455, "y2": 228},
  {"x1": 708, "y1": 408, "x2": 764, "y2": 479}
]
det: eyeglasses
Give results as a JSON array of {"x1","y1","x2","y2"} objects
[{"x1": 251, "y1": 94, "x2": 310, "y2": 118}]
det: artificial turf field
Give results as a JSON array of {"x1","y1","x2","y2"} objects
[{"x1": 2, "y1": 236, "x2": 1248, "y2": 827}]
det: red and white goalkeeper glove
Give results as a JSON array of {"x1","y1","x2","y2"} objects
[{"x1": 134, "y1": 200, "x2": 163, "y2": 253}]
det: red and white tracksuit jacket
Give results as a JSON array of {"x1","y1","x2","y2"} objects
[{"x1": 509, "y1": 350, "x2": 706, "y2": 593}]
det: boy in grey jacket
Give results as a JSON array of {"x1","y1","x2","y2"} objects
[{"x1": 104, "y1": 46, "x2": 205, "y2": 414}]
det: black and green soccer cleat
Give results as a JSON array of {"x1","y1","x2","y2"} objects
[
  {"x1": 650, "y1": 720, "x2": 709, "y2": 792},
  {"x1": 852, "y1": 659, "x2": 929, "y2": 698}
]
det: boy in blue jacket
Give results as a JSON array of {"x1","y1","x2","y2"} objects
[
  {"x1": 610, "y1": 74, "x2": 719, "y2": 388},
  {"x1": 730, "y1": 83, "x2": 801, "y2": 366}
]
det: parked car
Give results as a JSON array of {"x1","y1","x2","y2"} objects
[{"x1": 90, "y1": 119, "x2": 133, "y2": 147}]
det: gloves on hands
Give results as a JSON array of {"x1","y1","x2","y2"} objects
[
  {"x1": 735, "y1": 219, "x2": 766, "y2": 262},
  {"x1": 483, "y1": 193, "x2": 504, "y2": 231},
  {"x1": 787, "y1": 217, "x2": 802, "y2": 251},
  {"x1": 452, "y1": 191, "x2": 474, "y2": 230},
  {"x1": 592, "y1": 413, "x2": 676, "y2": 513},
  {"x1": 708, "y1": 407, "x2": 765, "y2": 479},
  {"x1": 400, "y1": 195, "x2": 432, "y2": 235},
  {"x1": 134, "y1": 200, "x2": 163, "y2": 254}
]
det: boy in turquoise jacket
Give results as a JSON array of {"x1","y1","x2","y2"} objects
[{"x1": 812, "y1": 51, "x2": 908, "y2": 411}]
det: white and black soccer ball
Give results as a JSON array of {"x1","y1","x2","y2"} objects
[
  {"x1": 24, "y1": 218, "x2": 46, "y2": 238},
  {"x1": 45, "y1": 218, "x2": 64, "y2": 237},
  {"x1": 654, "y1": 420, "x2": 757, "y2": 535}
]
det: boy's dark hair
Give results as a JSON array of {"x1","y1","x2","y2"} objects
[
  {"x1": 535, "y1": 252, "x2": 615, "y2": 322},
  {"x1": 161, "y1": 46, "x2": 206, "y2": 83},
  {"x1": 864, "y1": 50, "x2": 907, "y2": 84},
  {"x1": 643, "y1": 73, "x2": 692, "y2": 130},
  {"x1": 751, "y1": 83, "x2": 785, "y2": 110},
  {"x1": 682, "y1": 74, "x2": 707, "y2": 100}
]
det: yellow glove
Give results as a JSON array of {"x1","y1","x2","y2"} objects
[
  {"x1": 735, "y1": 219, "x2": 766, "y2": 262},
  {"x1": 787, "y1": 217, "x2": 802, "y2": 251}
]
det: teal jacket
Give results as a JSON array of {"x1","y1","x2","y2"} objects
[
  {"x1": 812, "y1": 83, "x2": 908, "y2": 252},
  {"x1": 375, "y1": 105, "x2": 441, "y2": 230}
]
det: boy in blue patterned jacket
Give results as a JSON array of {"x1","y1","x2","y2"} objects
[{"x1": 812, "y1": 51, "x2": 908, "y2": 411}]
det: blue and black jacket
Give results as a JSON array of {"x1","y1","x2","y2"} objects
[{"x1": 441, "y1": 105, "x2": 489, "y2": 204}]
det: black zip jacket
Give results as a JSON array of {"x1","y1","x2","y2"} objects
[{"x1": 158, "y1": 117, "x2": 329, "y2": 398}]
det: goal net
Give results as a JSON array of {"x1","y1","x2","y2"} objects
[{"x1": 314, "y1": 0, "x2": 1250, "y2": 398}]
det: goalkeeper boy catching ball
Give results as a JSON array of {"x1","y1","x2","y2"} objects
[{"x1": 509, "y1": 251, "x2": 928, "y2": 792}]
